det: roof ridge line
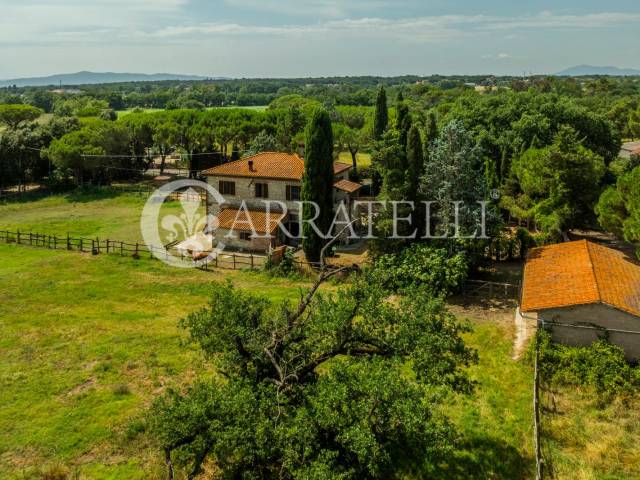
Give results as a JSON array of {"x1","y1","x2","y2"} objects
[{"x1": 584, "y1": 240, "x2": 603, "y2": 304}]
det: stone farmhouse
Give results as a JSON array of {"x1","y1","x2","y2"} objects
[{"x1": 200, "y1": 152, "x2": 362, "y2": 252}]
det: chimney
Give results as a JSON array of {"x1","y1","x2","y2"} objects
[
  {"x1": 297, "y1": 142, "x2": 305, "y2": 159},
  {"x1": 248, "y1": 159, "x2": 255, "y2": 171}
]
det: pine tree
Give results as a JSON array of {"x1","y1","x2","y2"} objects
[
  {"x1": 373, "y1": 86, "x2": 388, "y2": 141},
  {"x1": 302, "y1": 109, "x2": 335, "y2": 263}
]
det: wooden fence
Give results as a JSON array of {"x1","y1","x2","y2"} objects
[
  {"x1": 0, "y1": 229, "x2": 265, "y2": 271},
  {"x1": 0, "y1": 184, "x2": 206, "y2": 203},
  {"x1": 461, "y1": 279, "x2": 521, "y2": 299}
]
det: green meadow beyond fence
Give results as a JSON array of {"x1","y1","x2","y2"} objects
[{"x1": 0, "y1": 229, "x2": 265, "y2": 271}]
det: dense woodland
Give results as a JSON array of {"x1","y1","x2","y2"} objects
[{"x1": 3, "y1": 74, "x2": 637, "y2": 253}]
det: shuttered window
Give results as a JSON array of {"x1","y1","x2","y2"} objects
[
  {"x1": 255, "y1": 183, "x2": 269, "y2": 198},
  {"x1": 219, "y1": 181, "x2": 235, "y2": 195},
  {"x1": 286, "y1": 185, "x2": 301, "y2": 201}
]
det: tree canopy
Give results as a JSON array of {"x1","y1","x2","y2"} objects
[
  {"x1": 148, "y1": 267, "x2": 476, "y2": 479},
  {"x1": 0, "y1": 104, "x2": 42, "y2": 129}
]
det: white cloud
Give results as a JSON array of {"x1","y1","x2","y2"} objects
[
  {"x1": 1, "y1": 7, "x2": 639, "y2": 49},
  {"x1": 221, "y1": 0, "x2": 407, "y2": 18},
  {"x1": 138, "y1": 11, "x2": 640, "y2": 43}
]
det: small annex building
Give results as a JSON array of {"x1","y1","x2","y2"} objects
[{"x1": 520, "y1": 240, "x2": 640, "y2": 360}]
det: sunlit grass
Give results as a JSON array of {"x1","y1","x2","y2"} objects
[{"x1": 0, "y1": 245, "x2": 312, "y2": 478}]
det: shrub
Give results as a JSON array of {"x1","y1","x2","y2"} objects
[
  {"x1": 530, "y1": 330, "x2": 640, "y2": 401},
  {"x1": 112, "y1": 383, "x2": 131, "y2": 396},
  {"x1": 375, "y1": 244, "x2": 469, "y2": 296},
  {"x1": 264, "y1": 248, "x2": 303, "y2": 279}
]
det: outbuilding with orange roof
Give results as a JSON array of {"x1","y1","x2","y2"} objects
[{"x1": 520, "y1": 240, "x2": 640, "y2": 360}]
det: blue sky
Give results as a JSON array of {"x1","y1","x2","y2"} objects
[{"x1": 1, "y1": 0, "x2": 639, "y2": 78}]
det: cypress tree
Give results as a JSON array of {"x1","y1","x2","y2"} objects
[
  {"x1": 373, "y1": 86, "x2": 388, "y2": 141},
  {"x1": 302, "y1": 109, "x2": 335, "y2": 263},
  {"x1": 499, "y1": 149, "x2": 510, "y2": 183},
  {"x1": 406, "y1": 125, "x2": 425, "y2": 236},
  {"x1": 396, "y1": 92, "x2": 411, "y2": 152},
  {"x1": 424, "y1": 111, "x2": 438, "y2": 145}
]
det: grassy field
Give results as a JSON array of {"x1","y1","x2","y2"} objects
[
  {"x1": 1, "y1": 194, "x2": 638, "y2": 479},
  {"x1": 116, "y1": 105, "x2": 268, "y2": 118},
  {"x1": 0, "y1": 191, "x2": 201, "y2": 244},
  {"x1": 337, "y1": 151, "x2": 372, "y2": 169},
  {"x1": 0, "y1": 245, "x2": 312, "y2": 479}
]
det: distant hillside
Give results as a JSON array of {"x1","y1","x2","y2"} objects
[
  {"x1": 0, "y1": 71, "x2": 211, "y2": 88},
  {"x1": 555, "y1": 65, "x2": 640, "y2": 76}
]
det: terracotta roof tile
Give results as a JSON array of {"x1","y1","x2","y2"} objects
[
  {"x1": 202, "y1": 152, "x2": 304, "y2": 180},
  {"x1": 216, "y1": 207, "x2": 285, "y2": 235},
  {"x1": 521, "y1": 240, "x2": 640, "y2": 317},
  {"x1": 201, "y1": 152, "x2": 352, "y2": 181},
  {"x1": 333, "y1": 179, "x2": 362, "y2": 193},
  {"x1": 333, "y1": 162, "x2": 352, "y2": 175}
]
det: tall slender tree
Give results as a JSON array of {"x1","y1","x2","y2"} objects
[
  {"x1": 424, "y1": 111, "x2": 439, "y2": 145},
  {"x1": 406, "y1": 125, "x2": 424, "y2": 203},
  {"x1": 373, "y1": 86, "x2": 388, "y2": 141},
  {"x1": 406, "y1": 125, "x2": 425, "y2": 237},
  {"x1": 371, "y1": 87, "x2": 389, "y2": 196},
  {"x1": 302, "y1": 109, "x2": 335, "y2": 262},
  {"x1": 395, "y1": 92, "x2": 411, "y2": 152}
]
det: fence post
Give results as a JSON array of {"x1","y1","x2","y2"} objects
[
  {"x1": 135, "y1": 243, "x2": 139, "y2": 256},
  {"x1": 215, "y1": 255, "x2": 218, "y2": 268},
  {"x1": 120, "y1": 241, "x2": 124, "y2": 256},
  {"x1": 250, "y1": 254, "x2": 254, "y2": 269},
  {"x1": 233, "y1": 254, "x2": 236, "y2": 270},
  {"x1": 96, "y1": 237, "x2": 100, "y2": 254},
  {"x1": 53, "y1": 235, "x2": 57, "y2": 250},
  {"x1": 67, "y1": 233, "x2": 71, "y2": 250},
  {"x1": 106, "y1": 239, "x2": 109, "y2": 253},
  {"x1": 29, "y1": 233, "x2": 33, "y2": 246},
  {"x1": 534, "y1": 339, "x2": 542, "y2": 480}
]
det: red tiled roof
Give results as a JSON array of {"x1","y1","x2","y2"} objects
[
  {"x1": 216, "y1": 207, "x2": 286, "y2": 234},
  {"x1": 202, "y1": 152, "x2": 304, "y2": 180},
  {"x1": 201, "y1": 152, "x2": 352, "y2": 180},
  {"x1": 520, "y1": 240, "x2": 640, "y2": 317},
  {"x1": 333, "y1": 162, "x2": 352, "y2": 175},
  {"x1": 334, "y1": 179, "x2": 362, "y2": 193}
]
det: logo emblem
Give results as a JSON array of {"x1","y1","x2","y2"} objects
[{"x1": 140, "y1": 179, "x2": 226, "y2": 268}]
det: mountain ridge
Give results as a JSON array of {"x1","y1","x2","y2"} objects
[
  {"x1": 555, "y1": 65, "x2": 640, "y2": 76},
  {"x1": 0, "y1": 71, "x2": 213, "y2": 88}
]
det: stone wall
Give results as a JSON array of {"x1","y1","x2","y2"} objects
[{"x1": 538, "y1": 303, "x2": 640, "y2": 360}]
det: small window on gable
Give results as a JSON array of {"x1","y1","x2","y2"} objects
[{"x1": 239, "y1": 232, "x2": 252, "y2": 241}]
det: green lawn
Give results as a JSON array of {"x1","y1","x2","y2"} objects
[
  {"x1": 0, "y1": 191, "x2": 202, "y2": 244},
  {"x1": 116, "y1": 106, "x2": 268, "y2": 118},
  {"x1": 0, "y1": 245, "x2": 312, "y2": 478},
  {"x1": 337, "y1": 151, "x2": 372, "y2": 169}
]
